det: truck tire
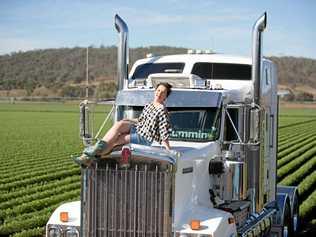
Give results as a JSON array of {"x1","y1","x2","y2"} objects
[
  {"x1": 277, "y1": 185, "x2": 300, "y2": 236},
  {"x1": 283, "y1": 200, "x2": 292, "y2": 237},
  {"x1": 291, "y1": 191, "x2": 300, "y2": 235}
]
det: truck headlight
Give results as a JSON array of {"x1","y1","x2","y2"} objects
[
  {"x1": 65, "y1": 227, "x2": 79, "y2": 237},
  {"x1": 48, "y1": 225, "x2": 63, "y2": 237}
]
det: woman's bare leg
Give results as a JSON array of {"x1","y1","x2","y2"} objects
[
  {"x1": 99, "y1": 120, "x2": 131, "y2": 155},
  {"x1": 102, "y1": 120, "x2": 131, "y2": 143},
  {"x1": 100, "y1": 133, "x2": 131, "y2": 155},
  {"x1": 76, "y1": 121, "x2": 132, "y2": 165},
  {"x1": 114, "y1": 134, "x2": 131, "y2": 147}
]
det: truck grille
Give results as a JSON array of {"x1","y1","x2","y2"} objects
[{"x1": 81, "y1": 161, "x2": 174, "y2": 237}]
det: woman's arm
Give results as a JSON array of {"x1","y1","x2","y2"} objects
[
  {"x1": 161, "y1": 139, "x2": 171, "y2": 150},
  {"x1": 162, "y1": 139, "x2": 181, "y2": 158},
  {"x1": 158, "y1": 108, "x2": 171, "y2": 150}
]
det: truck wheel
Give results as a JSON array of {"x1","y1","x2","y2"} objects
[
  {"x1": 283, "y1": 201, "x2": 292, "y2": 237},
  {"x1": 291, "y1": 191, "x2": 300, "y2": 235}
]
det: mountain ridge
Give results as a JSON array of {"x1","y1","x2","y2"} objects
[{"x1": 0, "y1": 46, "x2": 315, "y2": 100}]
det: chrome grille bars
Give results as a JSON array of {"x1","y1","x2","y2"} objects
[{"x1": 81, "y1": 159, "x2": 175, "y2": 237}]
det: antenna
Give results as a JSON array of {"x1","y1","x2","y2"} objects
[{"x1": 85, "y1": 47, "x2": 89, "y2": 98}]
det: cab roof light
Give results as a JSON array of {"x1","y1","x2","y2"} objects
[
  {"x1": 190, "y1": 219, "x2": 201, "y2": 230},
  {"x1": 60, "y1": 211, "x2": 69, "y2": 222},
  {"x1": 187, "y1": 49, "x2": 213, "y2": 54},
  {"x1": 187, "y1": 49, "x2": 195, "y2": 54}
]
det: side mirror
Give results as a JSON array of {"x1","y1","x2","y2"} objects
[
  {"x1": 249, "y1": 108, "x2": 260, "y2": 143},
  {"x1": 79, "y1": 100, "x2": 92, "y2": 146},
  {"x1": 206, "y1": 126, "x2": 218, "y2": 140}
]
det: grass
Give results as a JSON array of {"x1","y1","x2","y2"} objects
[{"x1": 0, "y1": 101, "x2": 112, "y2": 236}]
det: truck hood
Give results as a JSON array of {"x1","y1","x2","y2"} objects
[
  {"x1": 173, "y1": 141, "x2": 223, "y2": 233},
  {"x1": 109, "y1": 141, "x2": 215, "y2": 166},
  {"x1": 168, "y1": 140, "x2": 220, "y2": 160}
]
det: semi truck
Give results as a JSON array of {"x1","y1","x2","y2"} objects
[{"x1": 46, "y1": 13, "x2": 300, "y2": 237}]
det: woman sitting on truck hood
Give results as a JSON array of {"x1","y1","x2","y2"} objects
[{"x1": 74, "y1": 82, "x2": 172, "y2": 166}]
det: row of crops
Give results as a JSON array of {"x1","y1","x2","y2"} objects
[
  {"x1": 277, "y1": 109, "x2": 316, "y2": 227},
  {"x1": 0, "y1": 102, "x2": 110, "y2": 237},
  {"x1": 0, "y1": 102, "x2": 315, "y2": 236}
]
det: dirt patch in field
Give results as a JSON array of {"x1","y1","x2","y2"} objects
[{"x1": 280, "y1": 102, "x2": 316, "y2": 109}]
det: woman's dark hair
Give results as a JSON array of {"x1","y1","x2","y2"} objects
[{"x1": 156, "y1": 82, "x2": 172, "y2": 97}]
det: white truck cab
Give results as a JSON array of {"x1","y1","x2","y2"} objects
[{"x1": 46, "y1": 13, "x2": 299, "y2": 237}]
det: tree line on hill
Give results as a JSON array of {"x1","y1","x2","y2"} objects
[{"x1": 0, "y1": 46, "x2": 315, "y2": 100}]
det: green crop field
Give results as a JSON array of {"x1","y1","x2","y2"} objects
[
  {"x1": 278, "y1": 108, "x2": 316, "y2": 230},
  {"x1": 0, "y1": 102, "x2": 111, "y2": 237},
  {"x1": 0, "y1": 102, "x2": 315, "y2": 236}
]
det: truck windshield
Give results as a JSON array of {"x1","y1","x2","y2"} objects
[
  {"x1": 121, "y1": 106, "x2": 220, "y2": 142},
  {"x1": 131, "y1": 63, "x2": 185, "y2": 79},
  {"x1": 169, "y1": 108, "x2": 219, "y2": 141}
]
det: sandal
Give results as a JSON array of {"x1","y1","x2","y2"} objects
[
  {"x1": 72, "y1": 154, "x2": 94, "y2": 166},
  {"x1": 84, "y1": 140, "x2": 108, "y2": 157}
]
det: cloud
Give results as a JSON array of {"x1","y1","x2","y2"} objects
[
  {"x1": 0, "y1": 38, "x2": 44, "y2": 54},
  {"x1": 0, "y1": 37, "x2": 74, "y2": 55}
]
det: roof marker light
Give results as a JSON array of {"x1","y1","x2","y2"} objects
[{"x1": 187, "y1": 49, "x2": 195, "y2": 54}]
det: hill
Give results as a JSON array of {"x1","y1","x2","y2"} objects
[{"x1": 0, "y1": 47, "x2": 315, "y2": 99}]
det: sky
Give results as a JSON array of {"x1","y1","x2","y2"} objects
[{"x1": 0, "y1": 0, "x2": 315, "y2": 59}]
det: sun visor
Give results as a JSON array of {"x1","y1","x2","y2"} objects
[{"x1": 116, "y1": 89, "x2": 222, "y2": 108}]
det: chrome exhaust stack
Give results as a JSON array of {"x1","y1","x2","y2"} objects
[
  {"x1": 248, "y1": 12, "x2": 267, "y2": 214},
  {"x1": 114, "y1": 14, "x2": 129, "y2": 90},
  {"x1": 252, "y1": 12, "x2": 267, "y2": 105}
]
